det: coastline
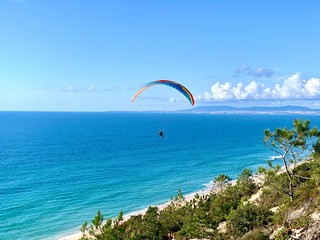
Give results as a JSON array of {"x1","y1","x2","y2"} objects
[
  {"x1": 57, "y1": 181, "x2": 225, "y2": 240},
  {"x1": 57, "y1": 178, "x2": 241, "y2": 240},
  {"x1": 57, "y1": 159, "x2": 301, "y2": 240}
]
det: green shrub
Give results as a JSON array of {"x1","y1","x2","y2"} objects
[
  {"x1": 274, "y1": 227, "x2": 290, "y2": 240},
  {"x1": 289, "y1": 215, "x2": 311, "y2": 229},
  {"x1": 226, "y1": 202, "x2": 272, "y2": 237},
  {"x1": 241, "y1": 229, "x2": 269, "y2": 240}
]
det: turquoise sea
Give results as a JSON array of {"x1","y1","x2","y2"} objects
[{"x1": 1, "y1": 112, "x2": 319, "y2": 240}]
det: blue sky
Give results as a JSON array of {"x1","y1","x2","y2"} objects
[{"x1": 1, "y1": 0, "x2": 320, "y2": 111}]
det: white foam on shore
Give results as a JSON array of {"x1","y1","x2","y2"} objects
[
  {"x1": 57, "y1": 183, "x2": 219, "y2": 240},
  {"x1": 57, "y1": 178, "x2": 238, "y2": 240},
  {"x1": 58, "y1": 158, "x2": 311, "y2": 240}
]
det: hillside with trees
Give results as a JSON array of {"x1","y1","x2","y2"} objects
[{"x1": 79, "y1": 119, "x2": 320, "y2": 240}]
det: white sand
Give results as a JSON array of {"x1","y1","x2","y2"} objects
[
  {"x1": 58, "y1": 232, "x2": 83, "y2": 240},
  {"x1": 58, "y1": 183, "x2": 223, "y2": 240},
  {"x1": 58, "y1": 160, "x2": 308, "y2": 240}
]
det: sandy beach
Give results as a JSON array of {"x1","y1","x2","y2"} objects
[
  {"x1": 58, "y1": 182, "x2": 223, "y2": 240},
  {"x1": 58, "y1": 164, "x2": 291, "y2": 240},
  {"x1": 58, "y1": 232, "x2": 83, "y2": 240}
]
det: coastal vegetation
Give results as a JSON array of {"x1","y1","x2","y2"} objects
[
  {"x1": 80, "y1": 119, "x2": 320, "y2": 240},
  {"x1": 263, "y1": 119, "x2": 320, "y2": 202}
]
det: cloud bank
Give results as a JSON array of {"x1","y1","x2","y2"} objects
[{"x1": 199, "y1": 74, "x2": 320, "y2": 101}]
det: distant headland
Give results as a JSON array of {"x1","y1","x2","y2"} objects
[{"x1": 179, "y1": 105, "x2": 320, "y2": 115}]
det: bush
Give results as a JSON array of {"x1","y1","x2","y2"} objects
[
  {"x1": 274, "y1": 227, "x2": 291, "y2": 240},
  {"x1": 241, "y1": 229, "x2": 269, "y2": 240},
  {"x1": 289, "y1": 215, "x2": 311, "y2": 229},
  {"x1": 226, "y1": 202, "x2": 272, "y2": 237}
]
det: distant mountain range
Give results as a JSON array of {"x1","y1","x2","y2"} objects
[{"x1": 180, "y1": 105, "x2": 320, "y2": 114}]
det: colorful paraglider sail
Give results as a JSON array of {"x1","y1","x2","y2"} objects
[{"x1": 132, "y1": 80, "x2": 195, "y2": 106}]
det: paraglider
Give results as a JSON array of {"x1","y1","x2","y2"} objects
[
  {"x1": 132, "y1": 80, "x2": 194, "y2": 139},
  {"x1": 131, "y1": 80, "x2": 195, "y2": 106},
  {"x1": 159, "y1": 130, "x2": 164, "y2": 138}
]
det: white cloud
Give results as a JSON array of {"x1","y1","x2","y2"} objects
[
  {"x1": 169, "y1": 98, "x2": 178, "y2": 103},
  {"x1": 305, "y1": 78, "x2": 320, "y2": 96},
  {"x1": 62, "y1": 85, "x2": 78, "y2": 92},
  {"x1": 235, "y1": 65, "x2": 251, "y2": 75},
  {"x1": 88, "y1": 85, "x2": 96, "y2": 92},
  {"x1": 253, "y1": 67, "x2": 275, "y2": 78},
  {"x1": 200, "y1": 73, "x2": 320, "y2": 101},
  {"x1": 234, "y1": 65, "x2": 276, "y2": 78},
  {"x1": 61, "y1": 85, "x2": 100, "y2": 93}
]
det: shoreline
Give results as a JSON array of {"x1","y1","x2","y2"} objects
[
  {"x1": 58, "y1": 178, "x2": 244, "y2": 240},
  {"x1": 57, "y1": 158, "x2": 310, "y2": 240},
  {"x1": 57, "y1": 182, "x2": 226, "y2": 240},
  {"x1": 57, "y1": 159, "x2": 293, "y2": 240}
]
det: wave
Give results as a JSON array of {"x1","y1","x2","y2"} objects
[{"x1": 269, "y1": 155, "x2": 282, "y2": 160}]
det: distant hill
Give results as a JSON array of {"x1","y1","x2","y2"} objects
[{"x1": 180, "y1": 105, "x2": 320, "y2": 114}]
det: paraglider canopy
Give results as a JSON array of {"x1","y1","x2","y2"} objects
[{"x1": 132, "y1": 80, "x2": 195, "y2": 106}]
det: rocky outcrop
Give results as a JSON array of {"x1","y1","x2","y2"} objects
[
  {"x1": 270, "y1": 210, "x2": 320, "y2": 240},
  {"x1": 303, "y1": 220, "x2": 320, "y2": 239}
]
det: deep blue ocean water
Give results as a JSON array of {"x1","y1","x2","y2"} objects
[{"x1": 1, "y1": 112, "x2": 319, "y2": 240}]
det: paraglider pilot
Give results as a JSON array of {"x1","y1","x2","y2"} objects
[{"x1": 159, "y1": 130, "x2": 164, "y2": 138}]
